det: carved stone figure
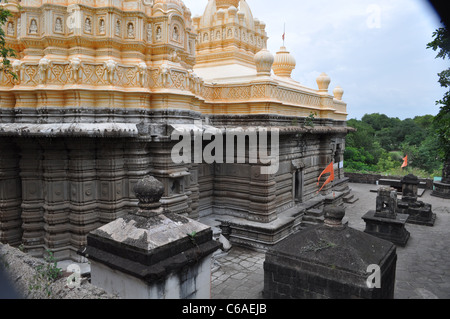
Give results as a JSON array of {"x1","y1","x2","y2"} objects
[
  {"x1": 99, "y1": 19, "x2": 105, "y2": 34},
  {"x1": 55, "y1": 18, "x2": 63, "y2": 33},
  {"x1": 160, "y1": 63, "x2": 169, "y2": 87},
  {"x1": 38, "y1": 58, "x2": 51, "y2": 84},
  {"x1": 172, "y1": 26, "x2": 179, "y2": 41},
  {"x1": 127, "y1": 23, "x2": 134, "y2": 38},
  {"x1": 115, "y1": 20, "x2": 121, "y2": 36},
  {"x1": 155, "y1": 26, "x2": 162, "y2": 41},
  {"x1": 85, "y1": 18, "x2": 91, "y2": 33},
  {"x1": 137, "y1": 62, "x2": 147, "y2": 87},
  {"x1": 104, "y1": 60, "x2": 117, "y2": 84},
  {"x1": 70, "y1": 58, "x2": 81, "y2": 83},
  {"x1": 7, "y1": 22, "x2": 14, "y2": 36},
  {"x1": 12, "y1": 60, "x2": 22, "y2": 84},
  {"x1": 147, "y1": 24, "x2": 152, "y2": 42},
  {"x1": 29, "y1": 19, "x2": 38, "y2": 34}
]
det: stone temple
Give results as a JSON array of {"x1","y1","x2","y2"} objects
[{"x1": 0, "y1": 0, "x2": 352, "y2": 261}]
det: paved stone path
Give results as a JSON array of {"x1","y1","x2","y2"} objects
[{"x1": 211, "y1": 183, "x2": 450, "y2": 299}]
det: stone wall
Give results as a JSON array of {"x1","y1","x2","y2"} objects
[
  {"x1": 344, "y1": 172, "x2": 434, "y2": 190},
  {"x1": 0, "y1": 244, "x2": 115, "y2": 299}
]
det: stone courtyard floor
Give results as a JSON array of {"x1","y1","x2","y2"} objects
[{"x1": 210, "y1": 183, "x2": 450, "y2": 299}]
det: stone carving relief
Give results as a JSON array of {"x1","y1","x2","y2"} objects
[
  {"x1": 127, "y1": 22, "x2": 135, "y2": 38},
  {"x1": 172, "y1": 25, "x2": 180, "y2": 42},
  {"x1": 115, "y1": 20, "x2": 121, "y2": 36},
  {"x1": 29, "y1": 19, "x2": 38, "y2": 34},
  {"x1": 84, "y1": 17, "x2": 92, "y2": 33},
  {"x1": 99, "y1": 18, "x2": 105, "y2": 34},
  {"x1": 7, "y1": 21, "x2": 14, "y2": 36},
  {"x1": 104, "y1": 60, "x2": 118, "y2": 84},
  {"x1": 55, "y1": 17, "x2": 63, "y2": 33},
  {"x1": 147, "y1": 24, "x2": 152, "y2": 42},
  {"x1": 38, "y1": 58, "x2": 51, "y2": 84},
  {"x1": 160, "y1": 63, "x2": 170, "y2": 87},
  {"x1": 12, "y1": 60, "x2": 22, "y2": 84},
  {"x1": 155, "y1": 26, "x2": 162, "y2": 41},
  {"x1": 137, "y1": 62, "x2": 147, "y2": 87},
  {"x1": 70, "y1": 58, "x2": 81, "y2": 83}
]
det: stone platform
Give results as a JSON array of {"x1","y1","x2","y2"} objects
[{"x1": 362, "y1": 210, "x2": 410, "y2": 247}]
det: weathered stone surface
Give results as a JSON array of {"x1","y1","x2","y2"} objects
[
  {"x1": 397, "y1": 174, "x2": 436, "y2": 226},
  {"x1": 362, "y1": 187, "x2": 410, "y2": 247},
  {"x1": 0, "y1": 244, "x2": 116, "y2": 299},
  {"x1": 84, "y1": 175, "x2": 221, "y2": 298},
  {"x1": 264, "y1": 206, "x2": 397, "y2": 299}
]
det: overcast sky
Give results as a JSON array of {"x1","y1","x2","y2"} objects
[{"x1": 184, "y1": 0, "x2": 448, "y2": 120}]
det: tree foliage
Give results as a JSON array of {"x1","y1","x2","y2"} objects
[
  {"x1": 345, "y1": 114, "x2": 442, "y2": 176},
  {"x1": 0, "y1": 7, "x2": 16, "y2": 77},
  {"x1": 427, "y1": 26, "x2": 450, "y2": 159}
]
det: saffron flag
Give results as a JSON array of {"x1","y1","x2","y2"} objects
[
  {"x1": 317, "y1": 161, "x2": 335, "y2": 193},
  {"x1": 401, "y1": 155, "x2": 408, "y2": 168}
]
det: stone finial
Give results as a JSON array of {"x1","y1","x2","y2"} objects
[
  {"x1": 254, "y1": 48, "x2": 274, "y2": 76},
  {"x1": 324, "y1": 205, "x2": 345, "y2": 228},
  {"x1": 333, "y1": 86, "x2": 344, "y2": 100},
  {"x1": 272, "y1": 46, "x2": 296, "y2": 78},
  {"x1": 316, "y1": 72, "x2": 331, "y2": 92},
  {"x1": 133, "y1": 175, "x2": 164, "y2": 210}
]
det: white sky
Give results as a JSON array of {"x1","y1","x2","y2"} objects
[{"x1": 183, "y1": 0, "x2": 448, "y2": 120}]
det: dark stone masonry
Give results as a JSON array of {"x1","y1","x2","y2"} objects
[{"x1": 263, "y1": 205, "x2": 397, "y2": 299}]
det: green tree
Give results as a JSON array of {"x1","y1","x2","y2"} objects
[
  {"x1": 0, "y1": 6, "x2": 16, "y2": 78},
  {"x1": 427, "y1": 26, "x2": 450, "y2": 161}
]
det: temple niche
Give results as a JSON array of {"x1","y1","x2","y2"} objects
[{"x1": 0, "y1": 0, "x2": 352, "y2": 261}]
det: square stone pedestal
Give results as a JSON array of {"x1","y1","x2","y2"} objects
[
  {"x1": 432, "y1": 181, "x2": 450, "y2": 199},
  {"x1": 82, "y1": 175, "x2": 221, "y2": 299},
  {"x1": 362, "y1": 211, "x2": 410, "y2": 247},
  {"x1": 397, "y1": 201, "x2": 436, "y2": 226},
  {"x1": 263, "y1": 206, "x2": 397, "y2": 299}
]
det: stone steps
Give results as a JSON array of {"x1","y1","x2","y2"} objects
[
  {"x1": 300, "y1": 208, "x2": 325, "y2": 228},
  {"x1": 334, "y1": 184, "x2": 359, "y2": 204},
  {"x1": 343, "y1": 193, "x2": 359, "y2": 204}
]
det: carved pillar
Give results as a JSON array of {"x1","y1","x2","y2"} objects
[
  {"x1": 123, "y1": 140, "x2": 151, "y2": 210},
  {"x1": 18, "y1": 139, "x2": 45, "y2": 257},
  {"x1": 40, "y1": 139, "x2": 71, "y2": 260},
  {"x1": 0, "y1": 139, "x2": 22, "y2": 246},
  {"x1": 96, "y1": 140, "x2": 127, "y2": 224},
  {"x1": 68, "y1": 139, "x2": 100, "y2": 261},
  {"x1": 148, "y1": 141, "x2": 190, "y2": 216},
  {"x1": 185, "y1": 164, "x2": 200, "y2": 220}
]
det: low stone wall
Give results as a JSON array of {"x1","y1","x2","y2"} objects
[
  {"x1": 344, "y1": 172, "x2": 434, "y2": 190},
  {"x1": 0, "y1": 244, "x2": 116, "y2": 299}
]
